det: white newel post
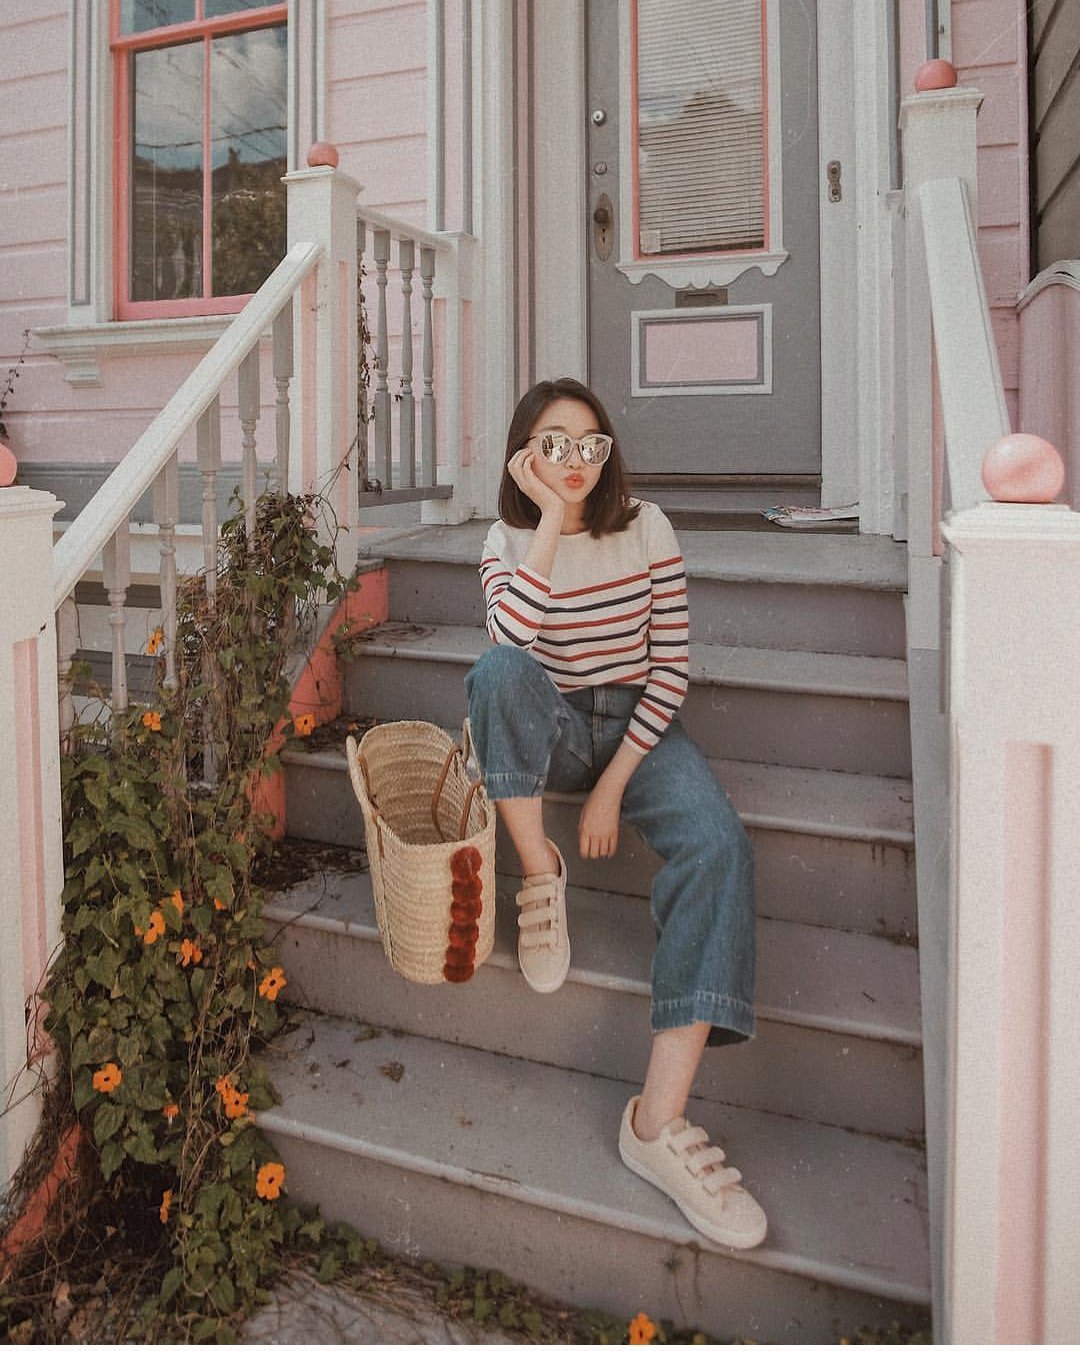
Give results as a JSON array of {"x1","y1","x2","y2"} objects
[
  {"x1": 0, "y1": 489, "x2": 64, "y2": 1190},
  {"x1": 896, "y1": 74, "x2": 985, "y2": 1342},
  {"x1": 943, "y1": 447, "x2": 1080, "y2": 1343},
  {"x1": 285, "y1": 151, "x2": 361, "y2": 577}
]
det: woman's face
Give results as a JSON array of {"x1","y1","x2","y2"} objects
[{"x1": 525, "y1": 397, "x2": 605, "y2": 510}]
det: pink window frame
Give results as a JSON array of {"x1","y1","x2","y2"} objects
[
  {"x1": 110, "y1": 1, "x2": 288, "y2": 320},
  {"x1": 629, "y1": 0, "x2": 770, "y2": 263}
]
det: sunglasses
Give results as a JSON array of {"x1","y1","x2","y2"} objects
[{"x1": 528, "y1": 431, "x2": 613, "y2": 466}]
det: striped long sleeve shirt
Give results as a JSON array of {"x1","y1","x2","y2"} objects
[{"x1": 479, "y1": 500, "x2": 690, "y2": 755}]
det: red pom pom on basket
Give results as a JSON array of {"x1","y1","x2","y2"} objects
[{"x1": 345, "y1": 720, "x2": 496, "y2": 984}]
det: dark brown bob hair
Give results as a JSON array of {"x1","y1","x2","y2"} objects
[{"x1": 498, "y1": 377, "x2": 640, "y2": 537}]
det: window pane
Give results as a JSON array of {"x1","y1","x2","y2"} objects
[
  {"x1": 210, "y1": 26, "x2": 287, "y2": 296},
  {"x1": 637, "y1": 0, "x2": 764, "y2": 256},
  {"x1": 205, "y1": 0, "x2": 274, "y2": 15},
  {"x1": 130, "y1": 42, "x2": 204, "y2": 302},
  {"x1": 119, "y1": 0, "x2": 195, "y2": 34}
]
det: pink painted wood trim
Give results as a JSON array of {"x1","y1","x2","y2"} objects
[
  {"x1": 337, "y1": 258, "x2": 350, "y2": 527},
  {"x1": 760, "y1": 0, "x2": 770, "y2": 252},
  {"x1": 629, "y1": 0, "x2": 770, "y2": 262},
  {"x1": 0, "y1": 1125, "x2": 83, "y2": 1276},
  {"x1": 13, "y1": 639, "x2": 47, "y2": 1002},
  {"x1": 914, "y1": 59, "x2": 958, "y2": 92},
  {"x1": 251, "y1": 568, "x2": 390, "y2": 838},
  {"x1": 110, "y1": 2, "x2": 286, "y2": 51},
  {"x1": 202, "y1": 35, "x2": 213, "y2": 298},
  {"x1": 300, "y1": 270, "x2": 317, "y2": 490},
  {"x1": 995, "y1": 740, "x2": 1051, "y2": 1343},
  {"x1": 110, "y1": 0, "x2": 287, "y2": 320}
]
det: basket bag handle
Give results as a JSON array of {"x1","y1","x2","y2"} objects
[
  {"x1": 429, "y1": 718, "x2": 485, "y2": 842},
  {"x1": 347, "y1": 724, "x2": 484, "y2": 848}
]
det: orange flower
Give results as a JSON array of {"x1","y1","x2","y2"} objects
[
  {"x1": 159, "y1": 1188, "x2": 173, "y2": 1224},
  {"x1": 141, "y1": 710, "x2": 162, "y2": 732},
  {"x1": 294, "y1": 713, "x2": 316, "y2": 737},
  {"x1": 168, "y1": 889, "x2": 184, "y2": 916},
  {"x1": 213, "y1": 896, "x2": 228, "y2": 911},
  {"x1": 258, "y1": 967, "x2": 287, "y2": 1001},
  {"x1": 140, "y1": 910, "x2": 166, "y2": 945},
  {"x1": 256, "y1": 1162, "x2": 285, "y2": 1200},
  {"x1": 215, "y1": 1074, "x2": 249, "y2": 1120},
  {"x1": 92, "y1": 1063, "x2": 122, "y2": 1094},
  {"x1": 146, "y1": 629, "x2": 164, "y2": 656},
  {"x1": 162, "y1": 1103, "x2": 180, "y2": 1121},
  {"x1": 179, "y1": 938, "x2": 202, "y2": 967},
  {"x1": 629, "y1": 1312, "x2": 657, "y2": 1345}
]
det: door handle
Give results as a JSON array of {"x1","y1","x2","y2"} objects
[{"x1": 592, "y1": 193, "x2": 614, "y2": 261}]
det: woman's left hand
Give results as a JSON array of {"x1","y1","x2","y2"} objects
[{"x1": 579, "y1": 780, "x2": 623, "y2": 858}]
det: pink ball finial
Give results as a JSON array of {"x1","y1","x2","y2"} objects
[
  {"x1": 982, "y1": 433, "x2": 1065, "y2": 503},
  {"x1": 914, "y1": 59, "x2": 958, "y2": 92},
  {"x1": 307, "y1": 142, "x2": 339, "y2": 168},
  {"x1": 0, "y1": 441, "x2": 17, "y2": 488}
]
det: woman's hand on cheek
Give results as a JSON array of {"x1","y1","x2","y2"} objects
[
  {"x1": 509, "y1": 448, "x2": 564, "y2": 516},
  {"x1": 578, "y1": 782, "x2": 622, "y2": 859}
]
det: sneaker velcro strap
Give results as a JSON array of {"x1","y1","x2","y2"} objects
[
  {"x1": 516, "y1": 880, "x2": 557, "y2": 908},
  {"x1": 518, "y1": 905, "x2": 557, "y2": 931},
  {"x1": 668, "y1": 1124, "x2": 711, "y2": 1155},
  {"x1": 702, "y1": 1167, "x2": 743, "y2": 1196}
]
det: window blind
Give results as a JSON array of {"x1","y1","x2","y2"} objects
[{"x1": 636, "y1": 0, "x2": 764, "y2": 256}]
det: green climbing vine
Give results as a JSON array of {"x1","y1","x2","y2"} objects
[{"x1": 1, "y1": 491, "x2": 347, "y2": 1342}]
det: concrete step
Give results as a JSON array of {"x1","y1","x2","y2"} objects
[
  {"x1": 282, "y1": 743, "x2": 917, "y2": 937},
  {"x1": 342, "y1": 622, "x2": 912, "y2": 778},
  {"x1": 256, "y1": 1012, "x2": 930, "y2": 1343},
  {"x1": 356, "y1": 520, "x2": 909, "y2": 658},
  {"x1": 264, "y1": 865, "x2": 923, "y2": 1138}
]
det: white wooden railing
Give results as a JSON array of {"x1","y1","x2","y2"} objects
[
  {"x1": 1, "y1": 159, "x2": 364, "y2": 1184},
  {"x1": 900, "y1": 76, "x2": 1080, "y2": 1344},
  {"x1": 355, "y1": 205, "x2": 471, "y2": 512},
  {"x1": 52, "y1": 242, "x2": 322, "y2": 733}
]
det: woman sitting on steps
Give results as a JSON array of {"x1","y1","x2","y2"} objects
[{"x1": 464, "y1": 376, "x2": 766, "y2": 1251}]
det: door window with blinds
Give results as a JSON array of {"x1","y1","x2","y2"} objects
[{"x1": 634, "y1": 0, "x2": 765, "y2": 258}]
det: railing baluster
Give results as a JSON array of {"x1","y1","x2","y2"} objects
[
  {"x1": 373, "y1": 228, "x2": 392, "y2": 488},
  {"x1": 238, "y1": 347, "x2": 261, "y2": 544},
  {"x1": 102, "y1": 523, "x2": 131, "y2": 716},
  {"x1": 56, "y1": 596, "x2": 79, "y2": 747},
  {"x1": 273, "y1": 304, "x2": 293, "y2": 495},
  {"x1": 420, "y1": 245, "x2": 437, "y2": 488},
  {"x1": 153, "y1": 453, "x2": 180, "y2": 693},
  {"x1": 356, "y1": 219, "x2": 370, "y2": 484},
  {"x1": 197, "y1": 397, "x2": 221, "y2": 608},
  {"x1": 398, "y1": 237, "x2": 416, "y2": 488}
]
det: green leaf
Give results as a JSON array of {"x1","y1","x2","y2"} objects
[
  {"x1": 92, "y1": 1101, "x2": 125, "y2": 1145},
  {"x1": 160, "y1": 1266, "x2": 183, "y2": 1303},
  {"x1": 99, "y1": 1139, "x2": 124, "y2": 1179},
  {"x1": 74, "y1": 1072, "x2": 97, "y2": 1112}
]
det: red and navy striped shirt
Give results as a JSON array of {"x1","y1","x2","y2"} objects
[{"x1": 479, "y1": 500, "x2": 690, "y2": 754}]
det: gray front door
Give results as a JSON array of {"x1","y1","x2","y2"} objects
[{"x1": 586, "y1": 0, "x2": 821, "y2": 478}]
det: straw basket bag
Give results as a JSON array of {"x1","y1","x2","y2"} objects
[{"x1": 345, "y1": 720, "x2": 496, "y2": 984}]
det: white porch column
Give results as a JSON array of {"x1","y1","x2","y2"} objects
[
  {"x1": 898, "y1": 83, "x2": 983, "y2": 564},
  {"x1": 285, "y1": 158, "x2": 360, "y2": 575},
  {"x1": 0, "y1": 489, "x2": 64, "y2": 1189},
  {"x1": 943, "y1": 498, "x2": 1080, "y2": 1344}
]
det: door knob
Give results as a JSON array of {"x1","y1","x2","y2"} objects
[{"x1": 592, "y1": 194, "x2": 614, "y2": 261}]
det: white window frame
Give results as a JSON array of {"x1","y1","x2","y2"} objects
[{"x1": 39, "y1": 0, "x2": 318, "y2": 386}]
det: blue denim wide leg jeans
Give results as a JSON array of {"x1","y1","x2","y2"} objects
[{"x1": 464, "y1": 645, "x2": 755, "y2": 1046}]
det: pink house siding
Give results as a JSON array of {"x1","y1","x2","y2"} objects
[
  {"x1": 0, "y1": 5, "x2": 69, "y2": 468},
  {"x1": 4, "y1": 2, "x2": 435, "y2": 486},
  {"x1": 326, "y1": 0, "x2": 430, "y2": 224},
  {"x1": 951, "y1": 0, "x2": 1030, "y2": 430}
]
